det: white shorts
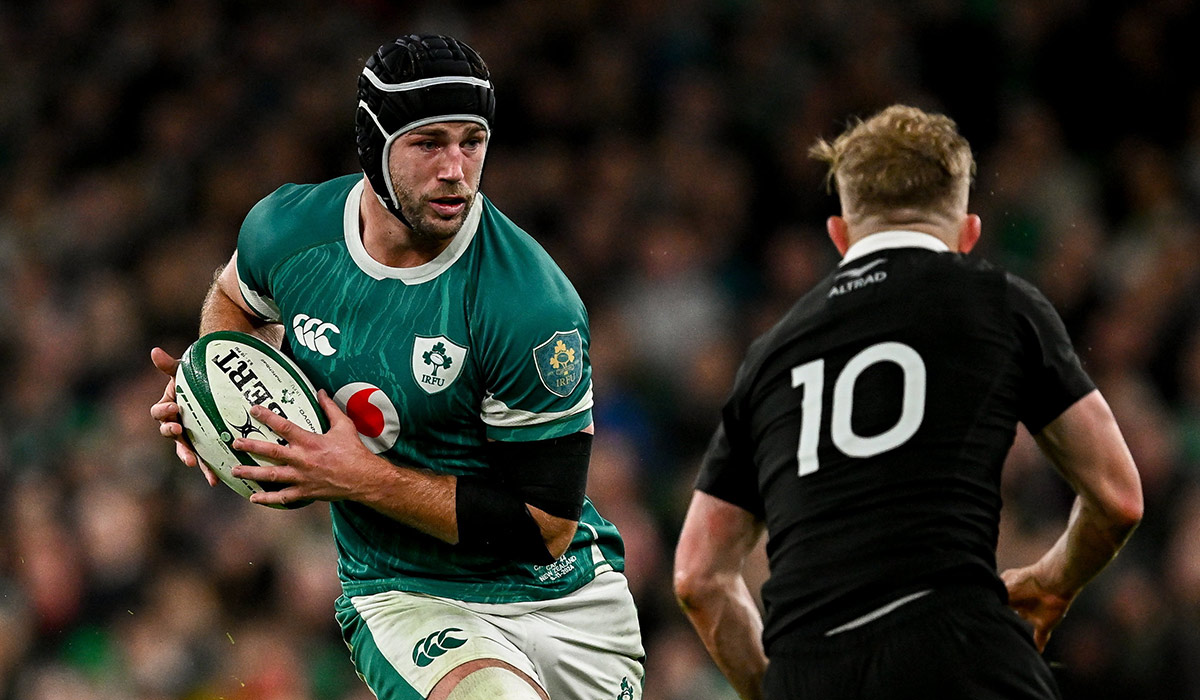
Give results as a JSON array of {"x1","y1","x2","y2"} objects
[{"x1": 335, "y1": 571, "x2": 645, "y2": 700}]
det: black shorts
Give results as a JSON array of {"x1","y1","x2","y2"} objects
[{"x1": 763, "y1": 587, "x2": 1062, "y2": 700}]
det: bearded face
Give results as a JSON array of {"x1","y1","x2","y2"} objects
[{"x1": 387, "y1": 122, "x2": 488, "y2": 240}]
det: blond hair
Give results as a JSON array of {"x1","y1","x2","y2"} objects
[{"x1": 809, "y1": 105, "x2": 975, "y2": 219}]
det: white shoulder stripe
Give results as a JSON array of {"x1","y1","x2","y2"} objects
[
  {"x1": 237, "y1": 275, "x2": 281, "y2": 322},
  {"x1": 480, "y1": 384, "x2": 593, "y2": 428},
  {"x1": 578, "y1": 522, "x2": 614, "y2": 575}
]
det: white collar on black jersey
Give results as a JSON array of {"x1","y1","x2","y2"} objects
[
  {"x1": 343, "y1": 179, "x2": 483, "y2": 283},
  {"x1": 839, "y1": 230, "x2": 950, "y2": 266}
]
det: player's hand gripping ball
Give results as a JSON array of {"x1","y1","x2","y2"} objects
[{"x1": 174, "y1": 331, "x2": 328, "y2": 509}]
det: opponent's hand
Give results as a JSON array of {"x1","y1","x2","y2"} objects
[
  {"x1": 1001, "y1": 564, "x2": 1074, "y2": 652},
  {"x1": 150, "y1": 347, "x2": 218, "y2": 487},
  {"x1": 230, "y1": 390, "x2": 382, "y2": 508}
]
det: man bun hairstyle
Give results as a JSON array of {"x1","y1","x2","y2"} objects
[
  {"x1": 356, "y1": 34, "x2": 495, "y2": 223},
  {"x1": 810, "y1": 104, "x2": 975, "y2": 219}
]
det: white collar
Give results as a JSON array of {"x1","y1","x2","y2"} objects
[
  {"x1": 840, "y1": 230, "x2": 950, "y2": 266},
  {"x1": 343, "y1": 178, "x2": 483, "y2": 283}
]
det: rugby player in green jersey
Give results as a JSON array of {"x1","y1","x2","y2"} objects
[{"x1": 151, "y1": 34, "x2": 643, "y2": 700}]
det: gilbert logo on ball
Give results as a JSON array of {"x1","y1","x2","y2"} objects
[
  {"x1": 175, "y1": 331, "x2": 328, "y2": 509},
  {"x1": 334, "y1": 382, "x2": 401, "y2": 454}
]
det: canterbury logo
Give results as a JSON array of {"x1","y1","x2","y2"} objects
[
  {"x1": 292, "y1": 314, "x2": 340, "y2": 356},
  {"x1": 412, "y1": 628, "x2": 467, "y2": 667}
]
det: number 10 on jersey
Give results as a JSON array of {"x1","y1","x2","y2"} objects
[{"x1": 791, "y1": 341, "x2": 927, "y2": 476}]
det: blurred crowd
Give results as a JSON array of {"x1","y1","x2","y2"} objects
[{"x1": 3, "y1": 0, "x2": 1200, "y2": 698}]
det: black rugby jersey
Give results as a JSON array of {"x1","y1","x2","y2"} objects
[{"x1": 696, "y1": 231, "x2": 1094, "y2": 649}]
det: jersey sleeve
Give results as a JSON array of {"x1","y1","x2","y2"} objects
[
  {"x1": 1007, "y1": 273, "x2": 1096, "y2": 434},
  {"x1": 475, "y1": 272, "x2": 593, "y2": 442},
  {"x1": 695, "y1": 368, "x2": 766, "y2": 518},
  {"x1": 234, "y1": 186, "x2": 296, "y2": 323}
]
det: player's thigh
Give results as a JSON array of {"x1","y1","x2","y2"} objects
[
  {"x1": 498, "y1": 571, "x2": 645, "y2": 700},
  {"x1": 431, "y1": 659, "x2": 545, "y2": 700},
  {"x1": 335, "y1": 591, "x2": 545, "y2": 700}
]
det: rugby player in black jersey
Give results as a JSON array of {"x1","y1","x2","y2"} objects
[{"x1": 673, "y1": 105, "x2": 1143, "y2": 700}]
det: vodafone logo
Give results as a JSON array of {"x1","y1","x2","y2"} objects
[{"x1": 334, "y1": 382, "x2": 400, "y2": 454}]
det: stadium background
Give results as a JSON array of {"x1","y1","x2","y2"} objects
[{"x1": 2, "y1": 1, "x2": 1199, "y2": 698}]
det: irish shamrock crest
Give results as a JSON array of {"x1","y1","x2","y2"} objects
[
  {"x1": 423, "y1": 342, "x2": 454, "y2": 375},
  {"x1": 617, "y1": 677, "x2": 636, "y2": 700},
  {"x1": 411, "y1": 335, "x2": 468, "y2": 395},
  {"x1": 533, "y1": 329, "x2": 584, "y2": 397}
]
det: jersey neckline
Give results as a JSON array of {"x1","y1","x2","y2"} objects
[
  {"x1": 840, "y1": 230, "x2": 950, "y2": 266},
  {"x1": 343, "y1": 178, "x2": 483, "y2": 284}
]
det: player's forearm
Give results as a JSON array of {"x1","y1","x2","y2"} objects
[
  {"x1": 1030, "y1": 391, "x2": 1143, "y2": 599},
  {"x1": 1036, "y1": 496, "x2": 1139, "y2": 599},
  {"x1": 678, "y1": 577, "x2": 767, "y2": 700},
  {"x1": 354, "y1": 462, "x2": 461, "y2": 544},
  {"x1": 356, "y1": 464, "x2": 571, "y2": 559}
]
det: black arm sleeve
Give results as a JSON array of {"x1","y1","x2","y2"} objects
[
  {"x1": 456, "y1": 475, "x2": 556, "y2": 564},
  {"x1": 485, "y1": 432, "x2": 591, "y2": 520},
  {"x1": 455, "y1": 432, "x2": 593, "y2": 564}
]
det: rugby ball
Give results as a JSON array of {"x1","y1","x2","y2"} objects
[{"x1": 174, "y1": 331, "x2": 328, "y2": 509}]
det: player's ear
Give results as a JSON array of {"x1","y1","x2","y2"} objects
[
  {"x1": 957, "y1": 214, "x2": 982, "y2": 253},
  {"x1": 827, "y1": 216, "x2": 850, "y2": 256}
]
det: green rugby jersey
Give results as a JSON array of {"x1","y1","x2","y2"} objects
[{"x1": 235, "y1": 174, "x2": 625, "y2": 603}]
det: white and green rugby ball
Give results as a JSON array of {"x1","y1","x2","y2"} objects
[{"x1": 175, "y1": 330, "x2": 328, "y2": 509}]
